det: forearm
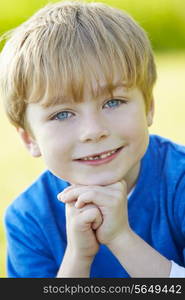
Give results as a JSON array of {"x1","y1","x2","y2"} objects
[
  {"x1": 57, "y1": 247, "x2": 93, "y2": 278},
  {"x1": 108, "y1": 229, "x2": 171, "y2": 277}
]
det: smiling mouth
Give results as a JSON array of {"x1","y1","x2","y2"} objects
[{"x1": 75, "y1": 146, "x2": 123, "y2": 162}]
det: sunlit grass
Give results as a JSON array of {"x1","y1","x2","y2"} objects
[
  {"x1": 151, "y1": 52, "x2": 185, "y2": 144},
  {"x1": 0, "y1": 51, "x2": 185, "y2": 277}
]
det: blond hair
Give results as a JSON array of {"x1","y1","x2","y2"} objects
[{"x1": 0, "y1": 1, "x2": 157, "y2": 129}]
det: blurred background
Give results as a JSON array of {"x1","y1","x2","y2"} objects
[{"x1": 0, "y1": 0, "x2": 185, "y2": 277}]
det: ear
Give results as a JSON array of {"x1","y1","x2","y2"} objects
[
  {"x1": 17, "y1": 128, "x2": 41, "y2": 157},
  {"x1": 147, "y1": 96, "x2": 154, "y2": 127}
]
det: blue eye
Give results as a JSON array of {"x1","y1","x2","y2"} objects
[
  {"x1": 104, "y1": 99, "x2": 126, "y2": 109},
  {"x1": 52, "y1": 111, "x2": 74, "y2": 121}
]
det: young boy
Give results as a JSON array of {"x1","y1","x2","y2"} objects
[{"x1": 1, "y1": 1, "x2": 185, "y2": 278}]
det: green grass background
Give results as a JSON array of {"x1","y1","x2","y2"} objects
[{"x1": 0, "y1": 0, "x2": 185, "y2": 277}]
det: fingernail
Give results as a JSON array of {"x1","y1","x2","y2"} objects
[{"x1": 57, "y1": 194, "x2": 65, "y2": 201}]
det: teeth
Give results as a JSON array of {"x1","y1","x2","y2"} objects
[{"x1": 82, "y1": 149, "x2": 117, "y2": 161}]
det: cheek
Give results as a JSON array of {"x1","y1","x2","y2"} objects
[
  {"x1": 129, "y1": 115, "x2": 149, "y2": 155},
  {"x1": 113, "y1": 112, "x2": 148, "y2": 137},
  {"x1": 36, "y1": 129, "x2": 74, "y2": 162},
  {"x1": 114, "y1": 109, "x2": 149, "y2": 156}
]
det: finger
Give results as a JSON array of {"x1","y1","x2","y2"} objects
[
  {"x1": 76, "y1": 204, "x2": 103, "y2": 230},
  {"x1": 58, "y1": 183, "x2": 113, "y2": 201},
  {"x1": 58, "y1": 181, "x2": 126, "y2": 202},
  {"x1": 58, "y1": 187, "x2": 94, "y2": 203},
  {"x1": 74, "y1": 191, "x2": 110, "y2": 208},
  {"x1": 58, "y1": 183, "x2": 89, "y2": 197},
  {"x1": 65, "y1": 201, "x2": 77, "y2": 217},
  {"x1": 77, "y1": 206, "x2": 102, "y2": 229},
  {"x1": 91, "y1": 209, "x2": 103, "y2": 230},
  {"x1": 57, "y1": 183, "x2": 80, "y2": 198},
  {"x1": 58, "y1": 189, "x2": 80, "y2": 203},
  {"x1": 119, "y1": 179, "x2": 127, "y2": 189},
  {"x1": 107, "y1": 180, "x2": 127, "y2": 191},
  {"x1": 58, "y1": 185, "x2": 125, "y2": 207}
]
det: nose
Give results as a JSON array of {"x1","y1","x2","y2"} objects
[{"x1": 79, "y1": 116, "x2": 110, "y2": 143}]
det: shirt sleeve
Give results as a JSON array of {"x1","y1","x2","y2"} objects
[
  {"x1": 4, "y1": 204, "x2": 59, "y2": 278},
  {"x1": 169, "y1": 261, "x2": 185, "y2": 277},
  {"x1": 173, "y1": 174, "x2": 185, "y2": 275}
]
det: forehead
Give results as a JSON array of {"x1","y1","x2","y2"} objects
[
  {"x1": 39, "y1": 66, "x2": 129, "y2": 108},
  {"x1": 26, "y1": 32, "x2": 136, "y2": 108},
  {"x1": 26, "y1": 38, "x2": 135, "y2": 109},
  {"x1": 51, "y1": 81, "x2": 127, "y2": 103}
]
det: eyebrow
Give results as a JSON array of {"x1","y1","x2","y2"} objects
[{"x1": 42, "y1": 81, "x2": 127, "y2": 107}]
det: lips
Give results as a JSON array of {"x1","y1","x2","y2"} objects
[{"x1": 74, "y1": 146, "x2": 123, "y2": 161}]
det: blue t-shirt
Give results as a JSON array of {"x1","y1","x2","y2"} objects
[{"x1": 4, "y1": 135, "x2": 185, "y2": 277}]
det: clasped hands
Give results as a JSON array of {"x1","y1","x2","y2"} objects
[{"x1": 57, "y1": 180, "x2": 129, "y2": 259}]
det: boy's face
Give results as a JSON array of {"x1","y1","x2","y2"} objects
[{"x1": 20, "y1": 75, "x2": 154, "y2": 191}]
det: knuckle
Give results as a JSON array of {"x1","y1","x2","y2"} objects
[
  {"x1": 111, "y1": 181, "x2": 126, "y2": 192},
  {"x1": 79, "y1": 190, "x2": 96, "y2": 201},
  {"x1": 121, "y1": 180, "x2": 127, "y2": 190},
  {"x1": 86, "y1": 190, "x2": 97, "y2": 198}
]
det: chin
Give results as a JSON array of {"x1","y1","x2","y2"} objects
[{"x1": 73, "y1": 175, "x2": 123, "y2": 186}]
